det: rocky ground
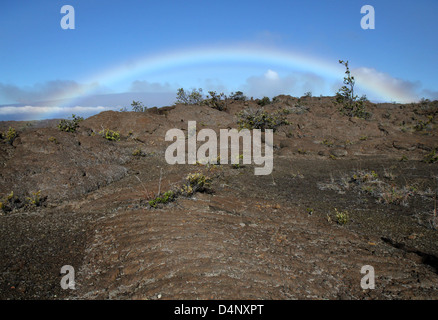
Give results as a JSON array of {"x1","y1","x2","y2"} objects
[{"x1": 0, "y1": 95, "x2": 437, "y2": 300}]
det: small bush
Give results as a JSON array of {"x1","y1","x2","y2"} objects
[
  {"x1": 148, "y1": 190, "x2": 176, "y2": 208},
  {"x1": 180, "y1": 173, "x2": 211, "y2": 196},
  {"x1": 0, "y1": 191, "x2": 20, "y2": 213},
  {"x1": 58, "y1": 114, "x2": 84, "y2": 133},
  {"x1": 413, "y1": 116, "x2": 433, "y2": 131},
  {"x1": 0, "y1": 191, "x2": 46, "y2": 214},
  {"x1": 378, "y1": 185, "x2": 414, "y2": 206},
  {"x1": 26, "y1": 190, "x2": 43, "y2": 207},
  {"x1": 132, "y1": 148, "x2": 145, "y2": 156},
  {"x1": 4, "y1": 127, "x2": 17, "y2": 144},
  {"x1": 334, "y1": 208, "x2": 349, "y2": 225},
  {"x1": 203, "y1": 91, "x2": 227, "y2": 111},
  {"x1": 424, "y1": 149, "x2": 438, "y2": 163},
  {"x1": 257, "y1": 97, "x2": 271, "y2": 106},
  {"x1": 99, "y1": 129, "x2": 120, "y2": 141},
  {"x1": 48, "y1": 136, "x2": 59, "y2": 144},
  {"x1": 237, "y1": 108, "x2": 289, "y2": 132},
  {"x1": 148, "y1": 173, "x2": 212, "y2": 209}
]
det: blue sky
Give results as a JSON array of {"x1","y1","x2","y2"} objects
[{"x1": 0, "y1": 0, "x2": 437, "y2": 120}]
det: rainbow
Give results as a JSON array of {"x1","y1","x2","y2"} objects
[{"x1": 43, "y1": 45, "x2": 420, "y2": 113}]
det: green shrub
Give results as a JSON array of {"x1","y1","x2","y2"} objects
[
  {"x1": 58, "y1": 114, "x2": 84, "y2": 133},
  {"x1": 203, "y1": 91, "x2": 227, "y2": 111},
  {"x1": 424, "y1": 149, "x2": 438, "y2": 163},
  {"x1": 149, "y1": 190, "x2": 176, "y2": 208},
  {"x1": 180, "y1": 173, "x2": 211, "y2": 196},
  {"x1": 0, "y1": 191, "x2": 20, "y2": 213},
  {"x1": 148, "y1": 173, "x2": 212, "y2": 208},
  {"x1": 132, "y1": 148, "x2": 145, "y2": 156},
  {"x1": 413, "y1": 116, "x2": 433, "y2": 131},
  {"x1": 48, "y1": 136, "x2": 59, "y2": 144},
  {"x1": 4, "y1": 127, "x2": 17, "y2": 144},
  {"x1": 237, "y1": 108, "x2": 289, "y2": 132},
  {"x1": 257, "y1": 96, "x2": 271, "y2": 106},
  {"x1": 26, "y1": 190, "x2": 43, "y2": 207},
  {"x1": 99, "y1": 129, "x2": 120, "y2": 141},
  {"x1": 334, "y1": 208, "x2": 349, "y2": 225}
]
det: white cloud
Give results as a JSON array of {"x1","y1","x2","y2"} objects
[
  {"x1": 264, "y1": 69, "x2": 280, "y2": 81},
  {"x1": 242, "y1": 70, "x2": 326, "y2": 98},
  {"x1": 352, "y1": 67, "x2": 421, "y2": 103}
]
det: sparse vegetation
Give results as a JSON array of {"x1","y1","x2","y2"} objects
[
  {"x1": 334, "y1": 208, "x2": 349, "y2": 225},
  {"x1": 132, "y1": 148, "x2": 146, "y2": 157},
  {"x1": 203, "y1": 91, "x2": 227, "y2": 111},
  {"x1": 58, "y1": 114, "x2": 84, "y2": 133},
  {"x1": 378, "y1": 185, "x2": 414, "y2": 206},
  {"x1": 48, "y1": 136, "x2": 59, "y2": 144},
  {"x1": 148, "y1": 173, "x2": 212, "y2": 209},
  {"x1": 237, "y1": 108, "x2": 289, "y2": 132},
  {"x1": 99, "y1": 129, "x2": 120, "y2": 141},
  {"x1": 0, "y1": 190, "x2": 45, "y2": 214},
  {"x1": 413, "y1": 116, "x2": 433, "y2": 131},
  {"x1": 180, "y1": 173, "x2": 212, "y2": 196},
  {"x1": 0, "y1": 192, "x2": 16, "y2": 214},
  {"x1": 423, "y1": 149, "x2": 438, "y2": 163},
  {"x1": 148, "y1": 190, "x2": 176, "y2": 208},
  {"x1": 26, "y1": 190, "x2": 43, "y2": 207},
  {"x1": 319, "y1": 169, "x2": 421, "y2": 207},
  {"x1": 4, "y1": 127, "x2": 17, "y2": 144},
  {"x1": 322, "y1": 139, "x2": 334, "y2": 147}
]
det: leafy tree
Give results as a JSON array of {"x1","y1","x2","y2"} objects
[
  {"x1": 131, "y1": 100, "x2": 146, "y2": 112},
  {"x1": 229, "y1": 91, "x2": 246, "y2": 101},
  {"x1": 304, "y1": 91, "x2": 312, "y2": 98},
  {"x1": 336, "y1": 60, "x2": 370, "y2": 119},
  {"x1": 203, "y1": 91, "x2": 227, "y2": 111},
  {"x1": 257, "y1": 96, "x2": 271, "y2": 106},
  {"x1": 176, "y1": 88, "x2": 204, "y2": 105}
]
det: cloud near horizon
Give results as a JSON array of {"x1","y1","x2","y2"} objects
[
  {"x1": 352, "y1": 67, "x2": 422, "y2": 103},
  {"x1": 0, "y1": 105, "x2": 117, "y2": 121},
  {"x1": 0, "y1": 80, "x2": 108, "y2": 105}
]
